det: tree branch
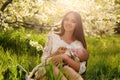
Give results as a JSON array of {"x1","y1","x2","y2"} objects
[{"x1": 1, "y1": 0, "x2": 12, "y2": 12}]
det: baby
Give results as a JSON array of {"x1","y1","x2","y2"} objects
[
  {"x1": 66, "y1": 48, "x2": 88, "y2": 62},
  {"x1": 50, "y1": 47, "x2": 88, "y2": 62},
  {"x1": 29, "y1": 47, "x2": 88, "y2": 80}
]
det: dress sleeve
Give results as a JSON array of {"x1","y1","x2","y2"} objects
[
  {"x1": 41, "y1": 32, "x2": 53, "y2": 63},
  {"x1": 79, "y1": 61, "x2": 86, "y2": 74}
]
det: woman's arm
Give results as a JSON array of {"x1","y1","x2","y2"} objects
[
  {"x1": 47, "y1": 47, "x2": 67, "y2": 65},
  {"x1": 63, "y1": 54, "x2": 80, "y2": 72},
  {"x1": 49, "y1": 48, "x2": 89, "y2": 71},
  {"x1": 63, "y1": 47, "x2": 88, "y2": 73},
  {"x1": 49, "y1": 50, "x2": 87, "y2": 73},
  {"x1": 41, "y1": 33, "x2": 53, "y2": 63}
]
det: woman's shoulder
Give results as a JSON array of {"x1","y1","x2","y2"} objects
[
  {"x1": 73, "y1": 40, "x2": 84, "y2": 48},
  {"x1": 48, "y1": 31, "x2": 61, "y2": 39}
]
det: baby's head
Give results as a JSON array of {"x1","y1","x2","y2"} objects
[{"x1": 70, "y1": 48, "x2": 89, "y2": 62}]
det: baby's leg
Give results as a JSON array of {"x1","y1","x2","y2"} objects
[{"x1": 63, "y1": 66, "x2": 83, "y2": 80}]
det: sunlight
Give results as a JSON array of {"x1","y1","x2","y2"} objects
[
  {"x1": 55, "y1": 0, "x2": 89, "y2": 13},
  {"x1": 38, "y1": 0, "x2": 42, "y2": 3},
  {"x1": 37, "y1": 0, "x2": 94, "y2": 14}
]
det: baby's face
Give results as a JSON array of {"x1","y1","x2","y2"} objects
[
  {"x1": 71, "y1": 48, "x2": 85, "y2": 59},
  {"x1": 70, "y1": 48, "x2": 82, "y2": 55},
  {"x1": 76, "y1": 48, "x2": 83, "y2": 55},
  {"x1": 65, "y1": 48, "x2": 88, "y2": 62}
]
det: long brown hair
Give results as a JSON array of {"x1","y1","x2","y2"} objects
[{"x1": 58, "y1": 11, "x2": 87, "y2": 49}]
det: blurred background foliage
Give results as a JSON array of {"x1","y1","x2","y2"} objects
[
  {"x1": 0, "y1": 0, "x2": 120, "y2": 80},
  {"x1": 0, "y1": 0, "x2": 120, "y2": 36}
]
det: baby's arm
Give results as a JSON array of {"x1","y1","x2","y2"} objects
[{"x1": 49, "y1": 47, "x2": 67, "y2": 57}]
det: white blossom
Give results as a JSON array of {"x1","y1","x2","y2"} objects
[
  {"x1": 26, "y1": 34, "x2": 31, "y2": 39},
  {"x1": 36, "y1": 45, "x2": 43, "y2": 51},
  {"x1": 29, "y1": 40, "x2": 38, "y2": 47}
]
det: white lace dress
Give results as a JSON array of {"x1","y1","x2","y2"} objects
[{"x1": 41, "y1": 32, "x2": 86, "y2": 74}]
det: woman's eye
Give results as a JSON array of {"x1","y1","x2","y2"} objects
[
  {"x1": 64, "y1": 18, "x2": 76, "y2": 23},
  {"x1": 64, "y1": 18, "x2": 68, "y2": 21}
]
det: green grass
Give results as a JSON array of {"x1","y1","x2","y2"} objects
[
  {"x1": 0, "y1": 46, "x2": 42, "y2": 80},
  {"x1": 0, "y1": 28, "x2": 120, "y2": 80},
  {"x1": 86, "y1": 35, "x2": 120, "y2": 80}
]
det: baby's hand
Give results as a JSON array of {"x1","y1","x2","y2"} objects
[
  {"x1": 49, "y1": 47, "x2": 67, "y2": 57},
  {"x1": 57, "y1": 47, "x2": 67, "y2": 54},
  {"x1": 64, "y1": 49, "x2": 71, "y2": 57}
]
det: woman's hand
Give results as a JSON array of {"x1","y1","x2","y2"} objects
[
  {"x1": 57, "y1": 47, "x2": 67, "y2": 54},
  {"x1": 49, "y1": 47, "x2": 67, "y2": 57},
  {"x1": 49, "y1": 54, "x2": 64, "y2": 66},
  {"x1": 49, "y1": 53, "x2": 70, "y2": 66}
]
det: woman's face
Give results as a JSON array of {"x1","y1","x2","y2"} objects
[{"x1": 63, "y1": 13, "x2": 77, "y2": 32}]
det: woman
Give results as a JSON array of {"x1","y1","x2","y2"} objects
[
  {"x1": 29, "y1": 11, "x2": 89, "y2": 80},
  {"x1": 41, "y1": 11, "x2": 88, "y2": 80}
]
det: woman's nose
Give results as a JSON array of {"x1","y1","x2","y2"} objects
[{"x1": 66, "y1": 20, "x2": 71, "y2": 25}]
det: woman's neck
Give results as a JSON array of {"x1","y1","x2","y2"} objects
[{"x1": 61, "y1": 32, "x2": 75, "y2": 43}]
